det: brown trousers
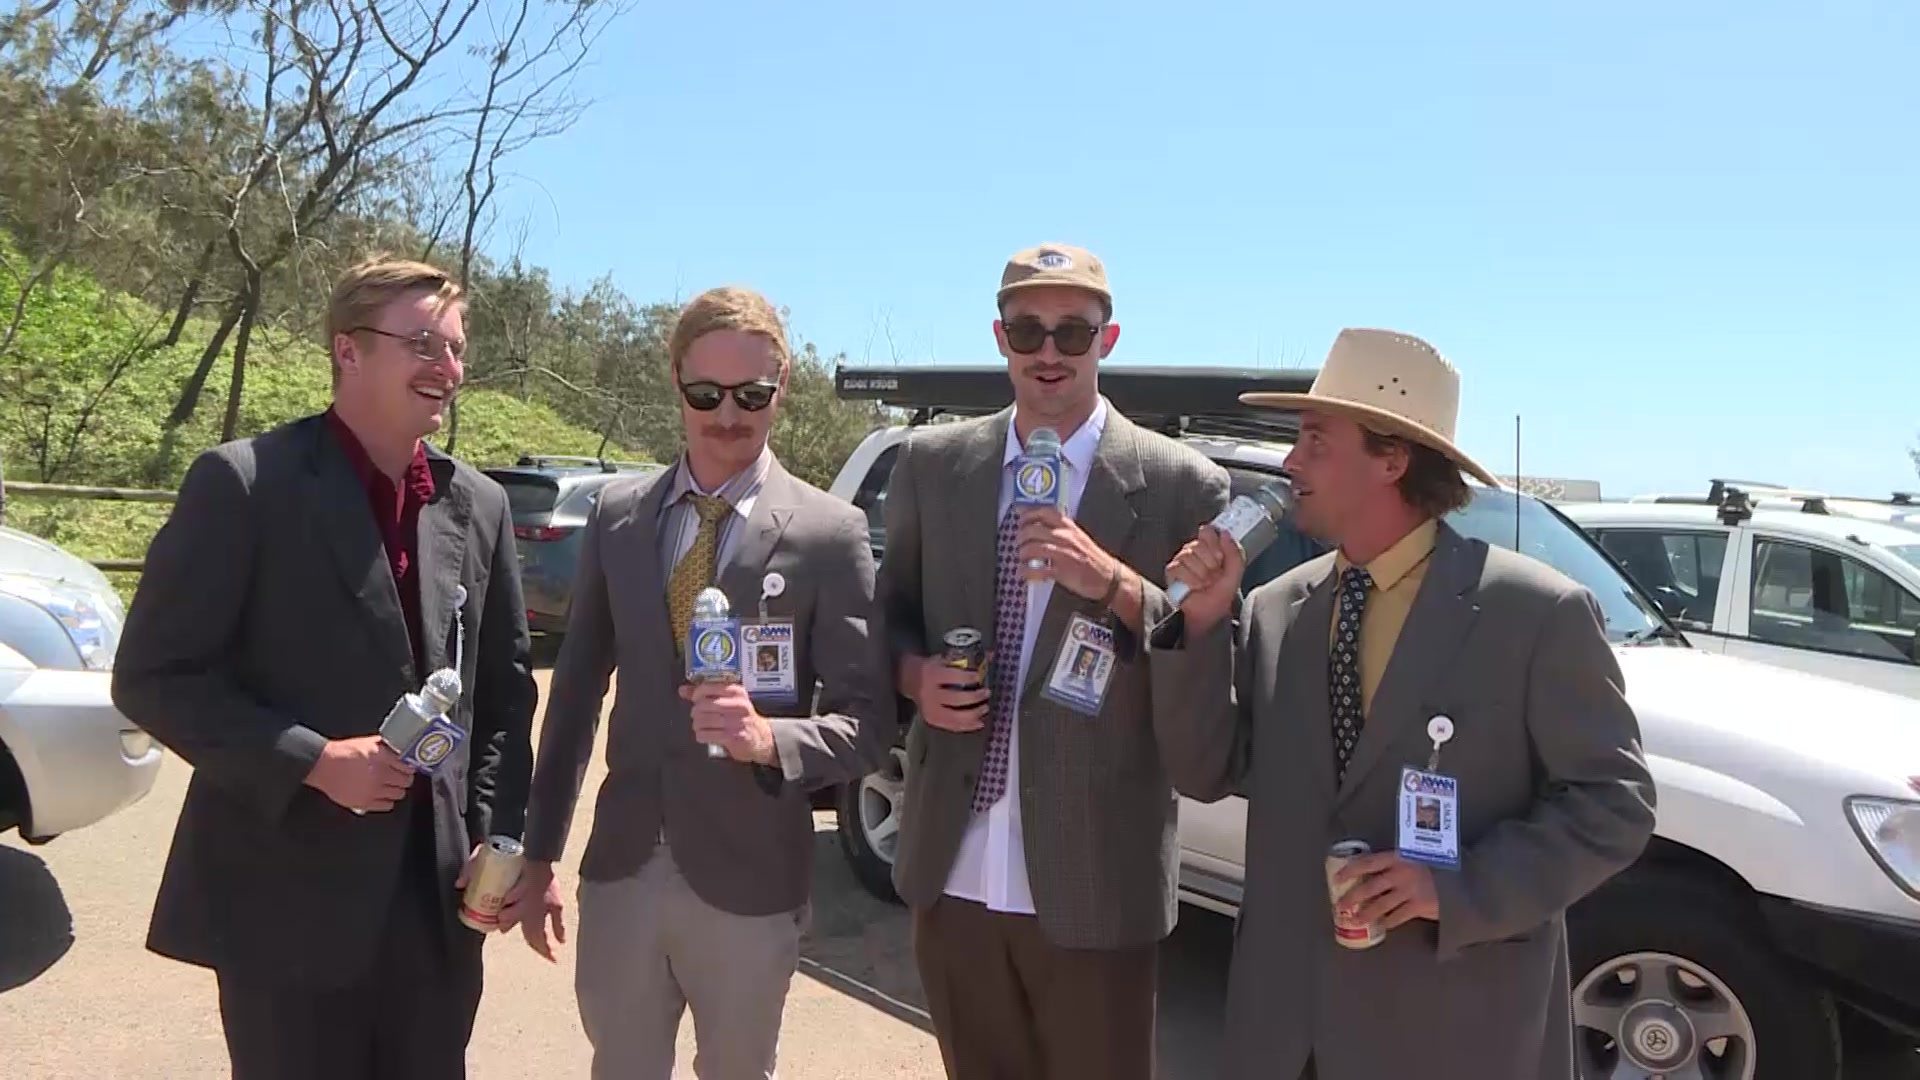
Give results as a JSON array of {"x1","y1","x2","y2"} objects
[{"x1": 911, "y1": 896, "x2": 1158, "y2": 1080}]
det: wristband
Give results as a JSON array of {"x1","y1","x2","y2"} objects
[{"x1": 1096, "y1": 564, "x2": 1123, "y2": 610}]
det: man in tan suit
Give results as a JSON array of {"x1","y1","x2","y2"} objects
[
  {"x1": 1154, "y1": 328, "x2": 1658, "y2": 1079},
  {"x1": 499, "y1": 286, "x2": 896, "y2": 1080},
  {"x1": 879, "y1": 243, "x2": 1229, "y2": 1079}
]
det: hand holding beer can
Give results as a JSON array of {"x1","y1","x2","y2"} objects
[
  {"x1": 459, "y1": 835, "x2": 527, "y2": 933},
  {"x1": 1326, "y1": 839, "x2": 1385, "y2": 949}
]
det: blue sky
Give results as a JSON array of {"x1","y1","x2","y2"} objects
[{"x1": 486, "y1": 0, "x2": 1917, "y2": 501}]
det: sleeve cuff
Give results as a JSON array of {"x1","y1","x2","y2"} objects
[
  {"x1": 266, "y1": 723, "x2": 331, "y2": 817},
  {"x1": 769, "y1": 716, "x2": 808, "y2": 783}
]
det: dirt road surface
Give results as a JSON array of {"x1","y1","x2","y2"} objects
[{"x1": 4, "y1": 669, "x2": 1915, "y2": 1078}]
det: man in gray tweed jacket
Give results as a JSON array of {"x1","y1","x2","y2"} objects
[{"x1": 879, "y1": 242, "x2": 1229, "y2": 1080}]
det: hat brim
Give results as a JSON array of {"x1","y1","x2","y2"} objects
[
  {"x1": 996, "y1": 277, "x2": 1113, "y2": 313},
  {"x1": 1239, "y1": 391, "x2": 1504, "y2": 489}
]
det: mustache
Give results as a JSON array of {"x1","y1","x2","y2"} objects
[
  {"x1": 1022, "y1": 364, "x2": 1074, "y2": 379},
  {"x1": 700, "y1": 424, "x2": 755, "y2": 440}
]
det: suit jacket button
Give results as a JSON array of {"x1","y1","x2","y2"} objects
[{"x1": 961, "y1": 773, "x2": 974, "y2": 786}]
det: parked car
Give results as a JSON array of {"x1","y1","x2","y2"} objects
[
  {"x1": 483, "y1": 454, "x2": 664, "y2": 641},
  {"x1": 0, "y1": 526, "x2": 163, "y2": 843},
  {"x1": 1563, "y1": 484, "x2": 1920, "y2": 700},
  {"x1": 825, "y1": 363, "x2": 1920, "y2": 1079}
]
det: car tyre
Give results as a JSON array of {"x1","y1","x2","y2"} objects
[
  {"x1": 836, "y1": 744, "x2": 907, "y2": 905},
  {"x1": 1568, "y1": 866, "x2": 1841, "y2": 1080}
]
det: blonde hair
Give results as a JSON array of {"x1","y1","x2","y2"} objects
[
  {"x1": 327, "y1": 255, "x2": 463, "y2": 381},
  {"x1": 668, "y1": 285, "x2": 792, "y2": 377}
]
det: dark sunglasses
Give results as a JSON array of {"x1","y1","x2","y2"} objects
[
  {"x1": 1002, "y1": 317, "x2": 1103, "y2": 356},
  {"x1": 679, "y1": 378, "x2": 779, "y2": 412}
]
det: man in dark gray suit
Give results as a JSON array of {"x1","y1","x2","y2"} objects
[
  {"x1": 880, "y1": 242, "x2": 1229, "y2": 1079},
  {"x1": 502, "y1": 285, "x2": 894, "y2": 1080},
  {"x1": 1155, "y1": 328, "x2": 1658, "y2": 1080},
  {"x1": 111, "y1": 257, "x2": 538, "y2": 1080}
]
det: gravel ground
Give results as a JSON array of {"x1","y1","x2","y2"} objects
[{"x1": 3, "y1": 669, "x2": 1915, "y2": 1078}]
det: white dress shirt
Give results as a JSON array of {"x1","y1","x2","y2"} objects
[{"x1": 941, "y1": 396, "x2": 1110, "y2": 914}]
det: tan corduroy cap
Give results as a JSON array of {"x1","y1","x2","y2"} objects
[{"x1": 997, "y1": 242, "x2": 1113, "y2": 317}]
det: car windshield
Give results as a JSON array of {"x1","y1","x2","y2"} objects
[
  {"x1": 1888, "y1": 544, "x2": 1920, "y2": 574},
  {"x1": 1446, "y1": 488, "x2": 1668, "y2": 644}
]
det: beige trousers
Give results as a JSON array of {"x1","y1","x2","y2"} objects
[{"x1": 574, "y1": 843, "x2": 807, "y2": 1080}]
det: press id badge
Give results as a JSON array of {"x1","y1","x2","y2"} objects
[
  {"x1": 741, "y1": 621, "x2": 798, "y2": 706},
  {"x1": 1042, "y1": 613, "x2": 1117, "y2": 716},
  {"x1": 1396, "y1": 767, "x2": 1461, "y2": 869}
]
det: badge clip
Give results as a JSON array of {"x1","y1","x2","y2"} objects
[
  {"x1": 759, "y1": 571, "x2": 785, "y2": 620},
  {"x1": 1425, "y1": 714, "x2": 1454, "y2": 772}
]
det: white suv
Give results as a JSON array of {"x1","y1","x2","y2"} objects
[
  {"x1": 1562, "y1": 486, "x2": 1920, "y2": 701},
  {"x1": 827, "y1": 364, "x2": 1920, "y2": 1079}
]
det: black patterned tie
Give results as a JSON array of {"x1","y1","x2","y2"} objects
[{"x1": 1330, "y1": 566, "x2": 1373, "y2": 785}]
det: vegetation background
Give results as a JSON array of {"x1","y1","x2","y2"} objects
[{"x1": 0, "y1": 1, "x2": 891, "y2": 602}]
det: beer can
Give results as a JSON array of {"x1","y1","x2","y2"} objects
[
  {"x1": 940, "y1": 628, "x2": 987, "y2": 675},
  {"x1": 458, "y1": 834, "x2": 526, "y2": 933},
  {"x1": 1326, "y1": 839, "x2": 1384, "y2": 949}
]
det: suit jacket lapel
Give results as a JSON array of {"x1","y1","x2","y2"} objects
[
  {"x1": 307, "y1": 421, "x2": 413, "y2": 680},
  {"x1": 414, "y1": 451, "x2": 471, "y2": 683},
  {"x1": 1336, "y1": 523, "x2": 1482, "y2": 803},
  {"x1": 952, "y1": 409, "x2": 1012, "y2": 639},
  {"x1": 1021, "y1": 410, "x2": 1143, "y2": 701},
  {"x1": 1286, "y1": 566, "x2": 1341, "y2": 804},
  {"x1": 718, "y1": 463, "x2": 795, "y2": 610},
  {"x1": 614, "y1": 471, "x2": 677, "y2": 658}
]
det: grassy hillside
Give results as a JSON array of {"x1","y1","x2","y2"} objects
[{"x1": 1, "y1": 239, "x2": 642, "y2": 603}]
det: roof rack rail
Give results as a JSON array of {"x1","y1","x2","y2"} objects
[
  {"x1": 511, "y1": 454, "x2": 654, "y2": 473},
  {"x1": 833, "y1": 362, "x2": 1319, "y2": 445}
]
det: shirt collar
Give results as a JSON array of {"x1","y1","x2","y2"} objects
[
  {"x1": 665, "y1": 443, "x2": 774, "y2": 507},
  {"x1": 1335, "y1": 518, "x2": 1438, "y2": 591},
  {"x1": 1002, "y1": 395, "x2": 1110, "y2": 472},
  {"x1": 324, "y1": 406, "x2": 435, "y2": 502}
]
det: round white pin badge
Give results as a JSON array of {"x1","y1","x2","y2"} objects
[
  {"x1": 1427, "y1": 715, "x2": 1455, "y2": 745},
  {"x1": 761, "y1": 572, "x2": 786, "y2": 599}
]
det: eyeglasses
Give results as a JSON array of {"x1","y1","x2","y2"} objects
[
  {"x1": 351, "y1": 326, "x2": 466, "y2": 362},
  {"x1": 678, "y1": 378, "x2": 779, "y2": 412},
  {"x1": 1002, "y1": 317, "x2": 1103, "y2": 357}
]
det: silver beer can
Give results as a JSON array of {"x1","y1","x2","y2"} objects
[
  {"x1": 458, "y1": 834, "x2": 526, "y2": 933},
  {"x1": 1326, "y1": 839, "x2": 1384, "y2": 949}
]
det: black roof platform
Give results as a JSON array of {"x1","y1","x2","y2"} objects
[{"x1": 833, "y1": 363, "x2": 1319, "y2": 444}]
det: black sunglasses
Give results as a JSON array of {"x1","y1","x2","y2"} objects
[
  {"x1": 1002, "y1": 317, "x2": 1103, "y2": 357},
  {"x1": 679, "y1": 378, "x2": 779, "y2": 412}
]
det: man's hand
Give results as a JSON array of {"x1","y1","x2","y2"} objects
[
  {"x1": 303, "y1": 735, "x2": 414, "y2": 813},
  {"x1": 497, "y1": 859, "x2": 566, "y2": 962},
  {"x1": 678, "y1": 682, "x2": 775, "y2": 764},
  {"x1": 1335, "y1": 852, "x2": 1440, "y2": 930},
  {"x1": 1165, "y1": 524, "x2": 1244, "y2": 636},
  {"x1": 901, "y1": 651, "x2": 993, "y2": 733},
  {"x1": 1016, "y1": 507, "x2": 1118, "y2": 600}
]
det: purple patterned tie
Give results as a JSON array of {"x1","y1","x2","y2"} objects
[{"x1": 970, "y1": 503, "x2": 1026, "y2": 812}]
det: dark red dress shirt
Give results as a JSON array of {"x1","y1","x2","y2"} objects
[{"x1": 323, "y1": 407, "x2": 436, "y2": 680}]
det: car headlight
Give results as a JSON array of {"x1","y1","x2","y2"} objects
[
  {"x1": 1847, "y1": 794, "x2": 1920, "y2": 899},
  {"x1": 0, "y1": 574, "x2": 118, "y2": 670}
]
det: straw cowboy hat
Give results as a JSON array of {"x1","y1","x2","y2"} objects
[{"x1": 1240, "y1": 327, "x2": 1503, "y2": 488}]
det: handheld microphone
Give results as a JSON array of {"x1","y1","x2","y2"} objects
[
  {"x1": 378, "y1": 667, "x2": 466, "y2": 770},
  {"x1": 1012, "y1": 427, "x2": 1064, "y2": 571},
  {"x1": 686, "y1": 586, "x2": 743, "y2": 759},
  {"x1": 1167, "y1": 480, "x2": 1297, "y2": 608}
]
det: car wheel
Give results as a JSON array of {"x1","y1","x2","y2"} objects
[
  {"x1": 1569, "y1": 868, "x2": 1840, "y2": 1080},
  {"x1": 836, "y1": 744, "x2": 907, "y2": 904}
]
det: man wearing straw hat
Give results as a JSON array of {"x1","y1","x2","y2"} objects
[{"x1": 1149, "y1": 328, "x2": 1656, "y2": 1079}]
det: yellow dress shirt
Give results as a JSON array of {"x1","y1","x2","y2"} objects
[{"x1": 1329, "y1": 519, "x2": 1439, "y2": 716}]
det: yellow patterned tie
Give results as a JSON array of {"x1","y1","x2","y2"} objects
[{"x1": 668, "y1": 494, "x2": 734, "y2": 655}]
